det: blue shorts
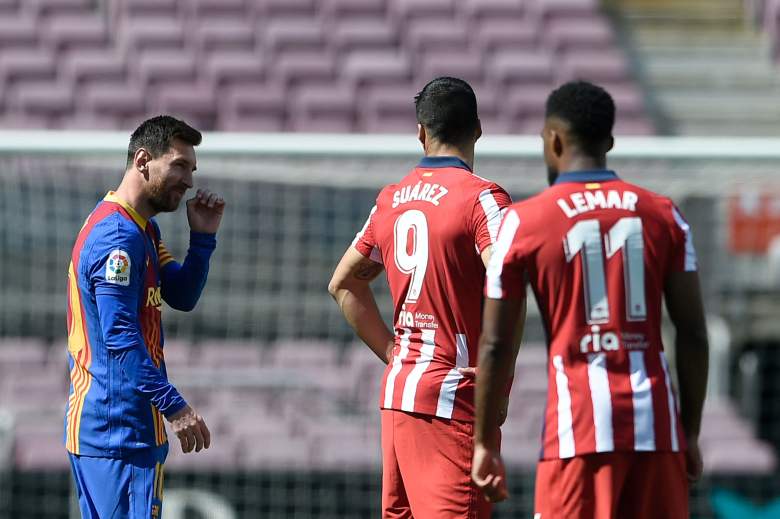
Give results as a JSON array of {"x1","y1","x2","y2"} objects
[{"x1": 68, "y1": 445, "x2": 169, "y2": 519}]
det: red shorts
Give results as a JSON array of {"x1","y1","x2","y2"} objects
[
  {"x1": 381, "y1": 409, "x2": 492, "y2": 519},
  {"x1": 534, "y1": 451, "x2": 688, "y2": 519}
]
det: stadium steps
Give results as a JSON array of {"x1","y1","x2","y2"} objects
[{"x1": 611, "y1": 0, "x2": 780, "y2": 135}]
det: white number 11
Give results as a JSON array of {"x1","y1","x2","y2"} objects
[{"x1": 564, "y1": 217, "x2": 646, "y2": 324}]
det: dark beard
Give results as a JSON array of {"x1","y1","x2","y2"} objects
[{"x1": 148, "y1": 188, "x2": 180, "y2": 213}]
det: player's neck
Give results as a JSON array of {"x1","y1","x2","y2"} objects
[
  {"x1": 115, "y1": 173, "x2": 157, "y2": 221},
  {"x1": 424, "y1": 143, "x2": 474, "y2": 170},
  {"x1": 560, "y1": 155, "x2": 607, "y2": 174}
]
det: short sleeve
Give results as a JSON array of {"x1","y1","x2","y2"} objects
[
  {"x1": 352, "y1": 204, "x2": 382, "y2": 264},
  {"x1": 473, "y1": 184, "x2": 512, "y2": 253},
  {"x1": 668, "y1": 203, "x2": 698, "y2": 272},
  {"x1": 485, "y1": 209, "x2": 526, "y2": 299}
]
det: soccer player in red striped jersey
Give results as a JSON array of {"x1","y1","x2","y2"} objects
[
  {"x1": 329, "y1": 77, "x2": 515, "y2": 518},
  {"x1": 472, "y1": 81, "x2": 709, "y2": 519}
]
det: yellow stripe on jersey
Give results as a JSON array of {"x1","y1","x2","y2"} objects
[
  {"x1": 151, "y1": 405, "x2": 167, "y2": 446},
  {"x1": 157, "y1": 241, "x2": 176, "y2": 267},
  {"x1": 65, "y1": 261, "x2": 93, "y2": 455}
]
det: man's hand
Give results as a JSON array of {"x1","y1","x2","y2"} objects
[
  {"x1": 685, "y1": 436, "x2": 703, "y2": 483},
  {"x1": 187, "y1": 189, "x2": 225, "y2": 234},
  {"x1": 167, "y1": 405, "x2": 211, "y2": 454},
  {"x1": 458, "y1": 367, "x2": 509, "y2": 426},
  {"x1": 472, "y1": 442, "x2": 509, "y2": 503}
]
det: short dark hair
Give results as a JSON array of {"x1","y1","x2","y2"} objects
[
  {"x1": 545, "y1": 80, "x2": 615, "y2": 157},
  {"x1": 414, "y1": 77, "x2": 479, "y2": 146},
  {"x1": 127, "y1": 115, "x2": 202, "y2": 167}
]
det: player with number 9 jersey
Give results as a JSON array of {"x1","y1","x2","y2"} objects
[
  {"x1": 330, "y1": 77, "x2": 512, "y2": 518},
  {"x1": 354, "y1": 155, "x2": 510, "y2": 421}
]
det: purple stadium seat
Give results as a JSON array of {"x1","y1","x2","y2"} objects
[
  {"x1": 341, "y1": 50, "x2": 411, "y2": 89},
  {"x1": 543, "y1": 16, "x2": 615, "y2": 53},
  {"x1": 460, "y1": 0, "x2": 525, "y2": 20},
  {"x1": 417, "y1": 50, "x2": 485, "y2": 85},
  {"x1": 360, "y1": 84, "x2": 416, "y2": 132},
  {"x1": 161, "y1": 339, "x2": 193, "y2": 368},
  {"x1": 204, "y1": 50, "x2": 264, "y2": 87},
  {"x1": 331, "y1": 18, "x2": 398, "y2": 53},
  {"x1": 13, "y1": 81, "x2": 73, "y2": 115},
  {"x1": 156, "y1": 83, "x2": 217, "y2": 122},
  {"x1": 112, "y1": 0, "x2": 180, "y2": 20},
  {"x1": 405, "y1": 19, "x2": 471, "y2": 54},
  {"x1": 474, "y1": 18, "x2": 538, "y2": 53},
  {"x1": 613, "y1": 117, "x2": 655, "y2": 136},
  {"x1": 0, "y1": 15, "x2": 39, "y2": 49},
  {"x1": 61, "y1": 50, "x2": 126, "y2": 84},
  {"x1": 289, "y1": 83, "x2": 356, "y2": 132},
  {"x1": 195, "y1": 18, "x2": 256, "y2": 53},
  {"x1": 165, "y1": 437, "x2": 239, "y2": 469},
  {"x1": 254, "y1": 0, "x2": 316, "y2": 17},
  {"x1": 2, "y1": 367, "x2": 69, "y2": 413},
  {"x1": 24, "y1": 0, "x2": 93, "y2": 17},
  {"x1": 390, "y1": 0, "x2": 455, "y2": 23},
  {"x1": 321, "y1": 0, "x2": 386, "y2": 18},
  {"x1": 559, "y1": 50, "x2": 630, "y2": 83},
  {"x1": 42, "y1": 15, "x2": 107, "y2": 51},
  {"x1": 274, "y1": 50, "x2": 337, "y2": 86},
  {"x1": 530, "y1": 0, "x2": 601, "y2": 23},
  {"x1": 137, "y1": 51, "x2": 197, "y2": 85},
  {"x1": 488, "y1": 49, "x2": 554, "y2": 85},
  {"x1": 219, "y1": 82, "x2": 287, "y2": 131},
  {"x1": 238, "y1": 435, "x2": 312, "y2": 469},
  {"x1": 263, "y1": 17, "x2": 326, "y2": 54},
  {"x1": 0, "y1": 49, "x2": 56, "y2": 83},
  {"x1": 703, "y1": 439, "x2": 776, "y2": 474},
  {"x1": 119, "y1": 17, "x2": 186, "y2": 53},
  {"x1": 191, "y1": 0, "x2": 247, "y2": 17},
  {"x1": 83, "y1": 82, "x2": 144, "y2": 115}
]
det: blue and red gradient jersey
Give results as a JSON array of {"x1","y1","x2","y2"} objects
[{"x1": 65, "y1": 192, "x2": 216, "y2": 458}]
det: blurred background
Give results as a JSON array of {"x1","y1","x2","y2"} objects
[{"x1": 1, "y1": 0, "x2": 780, "y2": 517}]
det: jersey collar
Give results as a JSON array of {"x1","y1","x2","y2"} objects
[
  {"x1": 554, "y1": 169, "x2": 619, "y2": 185},
  {"x1": 104, "y1": 191, "x2": 147, "y2": 229},
  {"x1": 417, "y1": 156, "x2": 473, "y2": 172}
]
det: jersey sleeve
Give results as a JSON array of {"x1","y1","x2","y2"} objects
[
  {"x1": 152, "y1": 220, "x2": 218, "y2": 312},
  {"x1": 485, "y1": 208, "x2": 527, "y2": 299},
  {"x1": 352, "y1": 204, "x2": 382, "y2": 264},
  {"x1": 667, "y1": 202, "x2": 698, "y2": 272},
  {"x1": 87, "y1": 218, "x2": 187, "y2": 418},
  {"x1": 473, "y1": 184, "x2": 512, "y2": 253}
]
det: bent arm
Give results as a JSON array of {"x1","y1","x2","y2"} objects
[
  {"x1": 328, "y1": 247, "x2": 394, "y2": 364},
  {"x1": 160, "y1": 232, "x2": 217, "y2": 311}
]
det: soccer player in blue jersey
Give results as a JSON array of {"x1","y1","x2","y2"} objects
[{"x1": 65, "y1": 115, "x2": 225, "y2": 518}]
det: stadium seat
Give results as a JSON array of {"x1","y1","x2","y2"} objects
[
  {"x1": 82, "y1": 82, "x2": 145, "y2": 116},
  {"x1": 254, "y1": 0, "x2": 316, "y2": 17},
  {"x1": 14, "y1": 427, "x2": 69, "y2": 470},
  {"x1": 274, "y1": 50, "x2": 337, "y2": 87},
  {"x1": 417, "y1": 50, "x2": 485, "y2": 86},
  {"x1": 321, "y1": 0, "x2": 387, "y2": 18},
  {"x1": 390, "y1": 0, "x2": 455, "y2": 23},
  {"x1": 0, "y1": 338, "x2": 47, "y2": 368},
  {"x1": 268, "y1": 340, "x2": 340, "y2": 366},
  {"x1": 137, "y1": 50, "x2": 197, "y2": 86},
  {"x1": 487, "y1": 49, "x2": 555, "y2": 86},
  {"x1": 0, "y1": 14, "x2": 38, "y2": 49},
  {"x1": 340, "y1": 50, "x2": 412, "y2": 89},
  {"x1": 263, "y1": 17, "x2": 327, "y2": 54},
  {"x1": 473, "y1": 18, "x2": 538, "y2": 53},
  {"x1": 118, "y1": 17, "x2": 186, "y2": 53},
  {"x1": 194, "y1": 341, "x2": 265, "y2": 368},
  {"x1": 459, "y1": 0, "x2": 525, "y2": 21},
  {"x1": 219, "y1": 82, "x2": 287, "y2": 131},
  {"x1": 12, "y1": 81, "x2": 73, "y2": 116},
  {"x1": 194, "y1": 18, "x2": 256, "y2": 53},
  {"x1": 360, "y1": 84, "x2": 416, "y2": 132},
  {"x1": 289, "y1": 83, "x2": 356, "y2": 132},
  {"x1": 61, "y1": 50, "x2": 127, "y2": 84},
  {"x1": 404, "y1": 19, "x2": 471, "y2": 55},
  {"x1": 41, "y1": 14, "x2": 107, "y2": 52},
  {"x1": 191, "y1": 0, "x2": 247, "y2": 18},
  {"x1": 0, "y1": 49, "x2": 56, "y2": 83},
  {"x1": 331, "y1": 18, "x2": 398, "y2": 53},
  {"x1": 559, "y1": 50, "x2": 631, "y2": 84},
  {"x1": 543, "y1": 16, "x2": 615, "y2": 53}
]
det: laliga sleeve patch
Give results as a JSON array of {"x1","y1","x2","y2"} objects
[{"x1": 105, "y1": 249, "x2": 131, "y2": 286}]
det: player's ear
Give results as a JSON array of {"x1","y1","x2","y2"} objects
[
  {"x1": 606, "y1": 135, "x2": 614, "y2": 153},
  {"x1": 474, "y1": 119, "x2": 482, "y2": 142},
  {"x1": 417, "y1": 123, "x2": 426, "y2": 147},
  {"x1": 134, "y1": 148, "x2": 152, "y2": 177},
  {"x1": 552, "y1": 130, "x2": 564, "y2": 158}
]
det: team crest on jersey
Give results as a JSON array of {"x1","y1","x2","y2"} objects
[{"x1": 106, "y1": 249, "x2": 131, "y2": 286}]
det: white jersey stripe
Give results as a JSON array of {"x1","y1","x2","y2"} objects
[
  {"x1": 486, "y1": 209, "x2": 521, "y2": 299},
  {"x1": 660, "y1": 351, "x2": 680, "y2": 452},
  {"x1": 629, "y1": 350, "x2": 656, "y2": 451},
  {"x1": 587, "y1": 353, "x2": 614, "y2": 452},
  {"x1": 671, "y1": 207, "x2": 697, "y2": 271},
  {"x1": 401, "y1": 329, "x2": 436, "y2": 412},
  {"x1": 552, "y1": 355, "x2": 576, "y2": 458},
  {"x1": 352, "y1": 205, "x2": 382, "y2": 263},
  {"x1": 478, "y1": 189, "x2": 503, "y2": 243},
  {"x1": 383, "y1": 328, "x2": 410, "y2": 408},
  {"x1": 435, "y1": 333, "x2": 469, "y2": 419}
]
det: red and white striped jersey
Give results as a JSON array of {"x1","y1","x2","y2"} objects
[
  {"x1": 354, "y1": 156, "x2": 511, "y2": 422},
  {"x1": 487, "y1": 170, "x2": 696, "y2": 459}
]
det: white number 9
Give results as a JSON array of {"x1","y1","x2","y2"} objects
[{"x1": 394, "y1": 210, "x2": 429, "y2": 303}]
